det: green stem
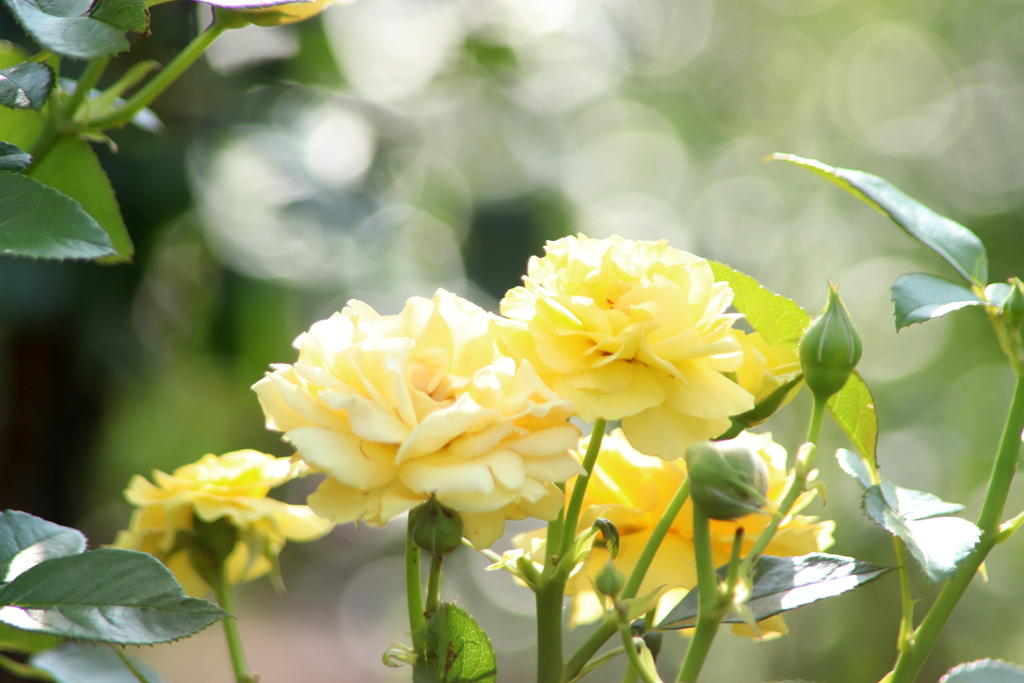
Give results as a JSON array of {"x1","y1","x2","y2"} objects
[
  {"x1": 214, "y1": 572, "x2": 256, "y2": 683},
  {"x1": 888, "y1": 371, "x2": 1024, "y2": 683},
  {"x1": 565, "y1": 479, "x2": 691, "y2": 681},
  {"x1": 0, "y1": 653, "x2": 53, "y2": 681},
  {"x1": 425, "y1": 552, "x2": 443, "y2": 618},
  {"x1": 65, "y1": 58, "x2": 111, "y2": 122},
  {"x1": 87, "y1": 19, "x2": 229, "y2": 130},
  {"x1": 406, "y1": 521, "x2": 426, "y2": 654},
  {"x1": 676, "y1": 510, "x2": 722, "y2": 683},
  {"x1": 618, "y1": 615, "x2": 659, "y2": 683},
  {"x1": 559, "y1": 419, "x2": 608, "y2": 560},
  {"x1": 893, "y1": 537, "x2": 914, "y2": 652},
  {"x1": 29, "y1": 58, "x2": 110, "y2": 167},
  {"x1": 623, "y1": 479, "x2": 691, "y2": 601},
  {"x1": 536, "y1": 579, "x2": 566, "y2": 683},
  {"x1": 806, "y1": 395, "x2": 826, "y2": 446}
]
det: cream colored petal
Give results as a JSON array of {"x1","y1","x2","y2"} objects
[
  {"x1": 286, "y1": 426, "x2": 393, "y2": 490},
  {"x1": 521, "y1": 452, "x2": 585, "y2": 485},
  {"x1": 307, "y1": 476, "x2": 378, "y2": 524},
  {"x1": 448, "y1": 421, "x2": 515, "y2": 459},
  {"x1": 273, "y1": 504, "x2": 335, "y2": 541},
  {"x1": 460, "y1": 510, "x2": 506, "y2": 549},
  {"x1": 320, "y1": 392, "x2": 410, "y2": 444},
  {"x1": 505, "y1": 424, "x2": 581, "y2": 457},
  {"x1": 396, "y1": 394, "x2": 500, "y2": 463},
  {"x1": 663, "y1": 363, "x2": 754, "y2": 418},
  {"x1": 553, "y1": 364, "x2": 665, "y2": 422},
  {"x1": 622, "y1": 406, "x2": 731, "y2": 460}
]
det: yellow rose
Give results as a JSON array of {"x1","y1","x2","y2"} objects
[
  {"x1": 732, "y1": 329, "x2": 802, "y2": 418},
  {"x1": 114, "y1": 450, "x2": 332, "y2": 596},
  {"x1": 512, "y1": 429, "x2": 834, "y2": 636},
  {"x1": 222, "y1": 0, "x2": 342, "y2": 27},
  {"x1": 253, "y1": 289, "x2": 582, "y2": 549},
  {"x1": 497, "y1": 234, "x2": 755, "y2": 460}
]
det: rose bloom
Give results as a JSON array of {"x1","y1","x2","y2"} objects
[
  {"x1": 253, "y1": 289, "x2": 582, "y2": 548},
  {"x1": 511, "y1": 429, "x2": 834, "y2": 636},
  {"x1": 732, "y1": 329, "x2": 802, "y2": 420},
  {"x1": 114, "y1": 450, "x2": 332, "y2": 596},
  {"x1": 497, "y1": 234, "x2": 755, "y2": 460}
]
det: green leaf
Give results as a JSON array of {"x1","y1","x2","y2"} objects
[
  {"x1": 770, "y1": 154, "x2": 988, "y2": 287},
  {"x1": 414, "y1": 602, "x2": 497, "y2": 683},
  {"x1": 656, "y1": 553, "x2": 891, "y2": 629},
  {"x1": 0, "y1": 548, "x2": 228, "y2": 644},
  {"x1": 863, "y1": 482, "x2": 980, "y2": 583},
  {"x1": 0, "y1": 105, "x2": 134, "y2": 261},
  {"x1": 891, "y1": 273, "x2": 986, "y2": 330},
  {"x1": 0, "y1": 172, "x2": 118, "y2": 260},
  {"x1": 827, "y1": 371, "x2": 879, "y2": 469},
  {"x1": 89, "y1": 0, "x2": 150, "y2": 35},
  {"x1": 941, "y1": 660, "x2": 1024, "y2": 683},
  {"x1": 0, "y1": 62, "x2": 54, "y2": 111},
  {"x1": 710, "y1": 260, "x2": 809, "y2": 348},
  {"x1": 711, "y1": 260, "x2": 879, "y2": 467},
  {"x1": 28, "y1": 135, "x2": 134, "y2": 261},
  {"x1": 0, "y1": 622, "x2": 61, "y2": 654},
  {"x1": 835, "y1": 448, "x2": 874, "y2": 488},
  {"x1": 0, "y1": 142, "x2": 31, "y2": 172},
  {"x1": 31, "y1": 643, "x2": 168, "y2": 683},
  {"x1": 2, "y1": 0, "x2": 135, "y2": 60},
  {"x1": 0, "y1": 510, "x2": 86, "y2": 582}
]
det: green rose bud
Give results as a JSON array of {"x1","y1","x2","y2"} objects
[
  {"x1": 409, "y1": 496, "x2": 464, "y2": 557},
  {"x1": 686, "y1": 440, "x2": 769, "y2": 521},
  {"x1": 1003, "y1": 277, "x2": 1024, "y2": 327},
  {"x1": 799, "y1": 283, "x2": 862, "y2": 402},
  {"x1": 595, "y1": 560, "x2": 625, "y2": 598}
]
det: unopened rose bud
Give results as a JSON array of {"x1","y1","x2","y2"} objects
[
  {"x1": 799, "y1": 283, "x2": 862, "y2": 402},
  {"x1": 1004, "y1": 278, "x2": 1024, "y2": 327},
  {"x1": 686, "y1": 440, "x2": 769, "y2": 521},
  {"x1": 409, "y1": 496, "x2": 464, "y2": 557},
  {"x1": 595, "y1": 560, "x2": 625, "y2": 598}
]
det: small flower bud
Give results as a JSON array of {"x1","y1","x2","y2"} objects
[
  {"x1": 799, "y1": 283, "x2": 862, "y2": 402},
  {"x1": 686, "y1": 440, "x2": 769, "y2": 521},
  {"x1": 409, "y1": 496, "x2": 464, "y2": 557},
  {"x1": 595, "y1": 560, "x2": 625, "y2": 598},
  {"x1": 1004, "y1": 277, "x2": 1024, "y2": 327}
]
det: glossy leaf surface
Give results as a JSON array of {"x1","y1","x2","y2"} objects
[
  {"x1": 0, "y1": 510, "x2": 86, "y2": 582},
  {"x1": 770, "y1": 154, "x2": 988, "y2": 286},
  {"x1": 31, "y1": 643, "x2": 168, "y2": 683},
  {"x1": 0, "y1": 142, "x2": 31, "y2": 172},
  {"x1": 657, "y1": 553, "x2": 890, "y2": 629},
  {"x1": 0, "y1": 62, "x2": 54, "y2": 111},
  {"x1": 941, "y1": 660, "x2": 1024, "y2": 683},
  {"x1": 0, "y1": 172, "x2": 117, "y2": 260},
  {"x1": 0, "y1": 548, "x2": 228, "y2": 644},
  {"x1": 891, "y1": 272, "x2": 985, "y2": 330}
]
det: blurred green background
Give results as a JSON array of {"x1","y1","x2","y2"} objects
[{"x1": 1, "y1": 0, "x2": 1023, "y2": 681}]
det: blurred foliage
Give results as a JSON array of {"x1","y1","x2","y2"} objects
[{"x1": 2, "y1": 0, "x2": 1024, "y2": 681}]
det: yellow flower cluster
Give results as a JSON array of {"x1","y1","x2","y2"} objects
[
  {"x1": 497, "y1": 234, "x2": 760, "y2": 460},
  {"x1": 242, "y1": 234, "x2": 807, "y2": 564},
  {"x1": 512, "y1": 429, "x2": 834, "y2": 635},
  {"x1": 114, "y1": 450, "x2": 332, "y2": 596},
  {"x1": 253, "y1": 289, "x2": 582, "y2": 548}
]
